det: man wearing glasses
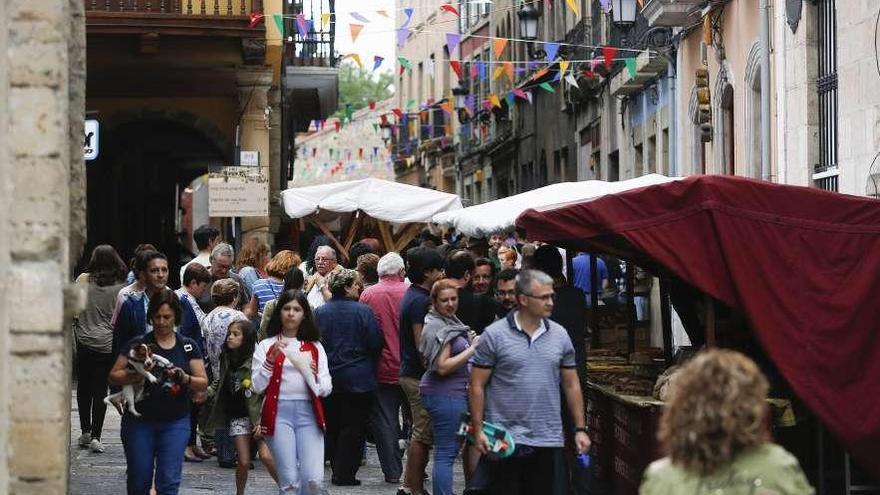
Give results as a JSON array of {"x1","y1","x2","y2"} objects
[
  {"x1": 305, "y1": 245, "x2": 342, "y2": 309},
  {"x1": 469, "y1": 269, "x2": 591, "y2": 494}
]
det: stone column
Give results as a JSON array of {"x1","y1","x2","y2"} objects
[
  {"x1": 236, "y1": 67, "x2": 274, "y2": 245},
  {"x1": 5, "y1": 0, "x2": 86, "y2": 493},
  {"x1": 268, "y1": 87, "x2": 283, "y2": 239}
]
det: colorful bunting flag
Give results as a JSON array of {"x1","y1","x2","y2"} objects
[
  {"x1": 492, "y1": 65, "x2": 505, "y2": 81},
  {"x1": 493, "y1": 38, "x2": 509, "y2": 58},
  {"x1": 345, "y1": 53, "x2": 363, "y2": 69},
  {"x1": 590, "y1": 57, "x2": 602, "y2": 72},
  {"x1": 489, "y1": 94, "x2": 502, "y2": 108},
  {"x1": 565, "y1": 73, "x2": 580, "y2": 87},
  {"x1": 559, "y1": 60, "x2": 570, "y2": 76},
  {"x1": 513, "y1": 88, "x2": 528, "y2": 100},
  {"x1": 565, "y1": 0, "x2": 579, "y2": 16},
  {"x1": 397, "y1": 28, "x2": 408, "y2": 48},
  {"x1": 296, "y1": 14, "x2": 308, "y2": 37},
  {"x1": 403, "y1": 8, "x2": 414, "y2": 24},
  {"x1": 350, "y1": 12, "x2": 370, "y2": 23},
  {"x1": 373, "y1": 55, "x2": 384, "y2": 71},
  {"x1": 406, "y1": 98, "x2": 416, "y2": 109},
  {"x1": 450, "y1": 60, "x2": 463, "y2": 80},
  {"x1": 272, "y1": 14, "x2": 284, "y2": 36},
  {"x1": 427, "y1": 58, "x2": 435, "y2": 78},
  {"x1": 248, "y1": 12, "x2": 264, "y2": 28},
  {"x1": 504, "y1": 62, "x2": 514, "y2": 82},
  {"x1": 539, "y1": 82, "x2": 555, "y2": 93},
  {"x1": 440, "y1": 4, "x2": 460, "y2": 15},
  {"x1": 321, "y1": 13, "x2": 331, "y2": 28},
  {"x1": 369, "y1": 100, "x2": 376, "y2": 110},
  {"x1": 350, "y1": 23, "x2": 364, "y2": 42},
  {"x1": 465, "y1": 95, "x2": 475, "y2": 115},
  {"x1": 545, "y1": 43, "x2": 560, "y2": 62},
  {"x1": 470, "y1": 63, "x2": 479, "y2": 79},
  {"x1": 602, "y1": 46, "x2": 618, "y2": 69},
  {"x1": 441, "y1": 101, "x2": 454, "y2": 115},
  {"x1": 376, "y1": 10, "x2": 390, "y2": 18},
  {"x1": 398, "y1": 56, "x2": 412, "y2": 74},
  {"x1": 392, "y1": 108, "x2": 403, "y2": 119},
  {"x1": 599, "y1": 0, "x2": 610, "y2": 12},
  {"x1": 625, "y1": 58, "x2": 637, "y2": 78},
  {"x1": 335, "y1": 121, "x2": 341, "y2": 132},
  {"x1": 446, "y1": 33, "x2": 461, "y2": 54},
  {"x1": 506, "y1": 92, "x2": 515, "y2": 107}
]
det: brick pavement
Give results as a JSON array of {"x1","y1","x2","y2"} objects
[{"x1": 69, "y1": 393, "x2": 464, "y2": 494}]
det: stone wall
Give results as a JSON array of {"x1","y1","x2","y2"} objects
[{"x1": 3, "y1": 0, "x2": 86, "y2": 493}]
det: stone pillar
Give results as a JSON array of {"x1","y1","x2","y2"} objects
[
  {"x1": 0, "y1": 0, "x2": 10, "y2": 490},
  {"x1": 236, "y1": 67, "x2": 274, "y2": 245},
  {"x1": 268, "y1": 87, "x2": 283, "y2": 238},
  {"x1": 4, "y1": 0, "x2": 86, "y2": 493}
]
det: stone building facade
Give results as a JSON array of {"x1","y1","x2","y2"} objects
[{"x1": 1, "y1": 0, "x2": 87, "y2": 493}]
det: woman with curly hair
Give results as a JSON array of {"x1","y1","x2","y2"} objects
[
  {"x1": 235, "y1": 236, "x2": 271, "y2": 295},
  {"x1": 640, "y1": 349, "x2": 814, "y2": 494},
  {"x1": 249, "y1": 250, "x2": 302, "y2": 319}
]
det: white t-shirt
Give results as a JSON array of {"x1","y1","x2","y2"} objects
[
  {"x1": 306, "y1": 283, "x2": 327, "y2": 311},
  {"x1": 251, "y1": 336, "x2": 332, "y2": 400},
  {"x1": 179, "y1": 253, "x2": 211, "y2": 286}
]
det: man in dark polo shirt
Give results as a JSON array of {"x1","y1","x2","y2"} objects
[
  {"x1": 398, "y1": 247, "x2": 444, "y2": 495},
  {"x1": 445, "y1": 250, "x2": 496, "y2": 335},
  {"x1": 469, "y1": 269, "x2": 591, "y2": 494}
]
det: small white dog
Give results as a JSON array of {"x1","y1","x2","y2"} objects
[{"x1": 104, "y1": 343, "x2": 173, "y2": 417}]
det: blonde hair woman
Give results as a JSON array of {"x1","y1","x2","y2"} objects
[{"x1": 640, "y1": 349, "x2": 814, "y2": 494}]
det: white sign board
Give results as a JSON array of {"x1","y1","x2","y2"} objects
[
  {"x1": 84, "y1": 119, "x2": 99, "y2": 160},
  {"x1": 240, "y1": 150, "x2": 260, "y2": 167},
  {"x1": 209, "y1": 168, "x2": 269, "y2": 217}
]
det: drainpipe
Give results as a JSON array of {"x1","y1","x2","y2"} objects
[{"x1": 760, "y1": 0, "x2": 772, "y2": 181}]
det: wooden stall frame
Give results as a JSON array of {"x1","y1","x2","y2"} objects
[{"x1": 304, "y1": 209, "x2": 424, "y2": 263}]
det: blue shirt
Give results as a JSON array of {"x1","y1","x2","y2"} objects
[
  {"x1": 252, "y1": 278, "x2": 284, "y2": 315},
  {"x1": 572, "y1": 254, "x2": 608, "y2": 299},
  {"x1": 398, "y1": 284, "x2": 431, "y2": 379},
  {"x1": 315, "y1": 297, "x2": 384, "y2": 393},
  {"x1": 471, "y1": 312, "x2": 577, "y2": 447}
]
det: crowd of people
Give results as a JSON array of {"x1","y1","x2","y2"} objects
[{"x1": 72, "y1": 224, "x2": 813, "y2": 495}]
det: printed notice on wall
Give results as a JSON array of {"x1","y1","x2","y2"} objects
[{"x1": 208, "y1": 167, "x2": 269, "y2": 217}]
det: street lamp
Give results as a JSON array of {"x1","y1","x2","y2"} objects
[
  {"x1": 611, "y1": 0, "x2": 637, "y2": 27},
  {"x1": 379, "y1": 121, "x2": 393, "y2": 144},
  {"x1": 517, "y1": 4, "x2": 540, "y2": 41},
  {"x1": 518, "y1": 3, "x2": 545, "y2": 59},
  {"x1": 452, "y1": 84, "x2": 470, "y2": 124}
]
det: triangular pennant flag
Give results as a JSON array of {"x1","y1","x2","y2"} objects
[
  {"x1": 525, "y1": 90, "x2": 533, "y2": 104},
  {"x1": 321, "y1": 13, "x2": 331, "y2": 28},
  {"x1": 406, "y1": 98, "x2": 416, "y2": 109},
  {"x1": 565, "y1": 0, "x2": 579, "y2": 16},
  {"x1": 249, "y1": 12, "x2": 264, "y2": 28},
  {"x1": 532, "y1": 67, "x2": 550, "y2": 80},
  {"x1": 349, "y1": 23, "x2": 364, "y2": 43},
  {"x1": 450, "y1": 60, "x2": 463, "y2": 80},
  {"x1": 492, "y1": 65, "x2": 505, "y2": 81},
  {"x1": 398, "y1": 56, "x2": 412, "y2": 73},
  {"x1": 590, "y1": 57, "x2": 602, "y2": 72},
  {"x1": 599, "y1": 0, "x2": 610, "y2": 12},
  {"x1": 272, "y1": 14, "x2": 284, "y2": 36},
  {"x1": 305, "y1": 19, "x2": 315, "y2": 39},
  {"x1": 565, "y1": 73, "x2": 579, "y2": 87},
  {"x1": 465, "y1": 95, "x2": 475, "y2": 115},
  {"x1": 504, "y1": 62, "x2": 514, "y2": 82},
  {"x1": 372, "y1": 123, "x2": 379, "y2": 132},
  {"x1": 470, "y1": 63, "x2": 479, "y2": 78},
  {"x1": 377, "y1": 10, "x2": 390, "y2": 18},
  {"x1": 482, "y1": 99, "x2": 494, "y2": 112},
  {"x1": 350, "y1": 12, "x2": 370, "y2": 23},
  {"x1": 403, "y1": 8, "x2": 414, "y2": 24},
  {"x1": 369, "y1": 100, "x2": 377, "y2": 110},
  {"x1": 559, "y1": 60, "x2": 570, "y2": 76},
  {"x1": 346, "y1": 53, "x2": 363, "y2": 69},
  {"x1": 427, "y1": 58, "x2": 435, "y2": 78},
  {"x1": 603, "y1": 45, "x2": 618, "y2": 70},
  {"x1": 373, "y1": 55, "x2": 384, "y2": 71},
  {"x1": 493, "y1": 38, "x2": 509, "y2": 59},
  {"x1": 335, "y1": 121, "x2": 341, "y2": 132},
  {"x1": 446, "y1": 33, "x2": 461, "y2": 54},
  {"x1": 392, "y1": 108, "x2": 403, "y2": 119},
  {"x1": 296, "y1": 14, "x2": 308, "y2": 37},
  {"x1": 625, "y1": 58, "x2": 637, "y2": 78},
  {"x1": 539, "y1": 82, "x2": 555, "y2": 93},
  {"x1": 441, "y1": 101, "x2": 454, "y2": 115},
  {"x1": 513, "y1": 88, "x2": 528, "y2": 100},
  {"x1": 397, "y1": 28, "x2": 408, "y2": 48},
  {"x1": 489, "y1": 94, "x2": 502, "y2": 108},
  {"x1": 506, "y1": 92, "x2": 515, "y2": 107},
  {"x1": 440, "y1": 4, "x2": 460, "y2": 15},
  {"x1": 545, "y1": 42, "x2": 560, "y2": 62}
]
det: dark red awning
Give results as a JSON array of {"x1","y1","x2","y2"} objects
[{"x1": 516, "y1": 175, "x2": 880, "y2": 476}]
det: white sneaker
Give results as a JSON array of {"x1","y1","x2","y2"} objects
[
  {"x1": 77, "y1": 433, "x2": 91, "y2": 448},
  {"x1": 89, "y1": 438, "x2": 105, "y2": 453}
]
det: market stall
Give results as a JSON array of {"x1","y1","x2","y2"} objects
[
  {"x1": 431, "y1": 174, "x2": 679, "y2": 238},
  {"x1": 281, "y1": 178, "x2": 462, "y2": 262},
  {"x1": 516, "y1": 175, "x2": 880, "y2": 492}
]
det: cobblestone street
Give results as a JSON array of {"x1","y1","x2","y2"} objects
[{"x1": 69, "y1": 392, "x2": 463, "y2": 495}]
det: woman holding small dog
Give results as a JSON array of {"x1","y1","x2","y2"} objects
[
  {"x1": 109, "y1": 289, "x2": 209, "y2": 495},
  {"x1": 252, "y1": 289, "x2": 332, "y2": 495},
  {"x1": 205, "y1": 319, "x2": 278, "y2": 494}
]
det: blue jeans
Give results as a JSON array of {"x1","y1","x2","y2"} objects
[
  {"x1": 422, "y1": 394, "x2": 467, "y2": 495},
  {"x1": 120, "y1": 414, "x2": 191, "y2": 495},
  {"x1": 265, "y1": 400, "x2": 325, "y2": 494}
]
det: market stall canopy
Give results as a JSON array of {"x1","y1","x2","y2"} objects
[
  {"x1": 432, "y1": 174, "x2": 680, "y2": 238},
  {"x1": 281, "y1": 178, "x2": 463, "y2": 223},
  {"x1": 516, "y1": 175, "x2": 880, "y2": 476}
]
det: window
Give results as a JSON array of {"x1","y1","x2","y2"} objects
[
  {"x1": 815, "y1": 0, "x2": 838, "y2": 191},
  {"x1": 634, "y1": 143, "x2": 643, "y2": 178},
  {"x1": 608, "y1": 150, "x2": 620, "y2": 182},
  {"x1": 745, "y1": 42, "x2": 763, "y2": 179},
  {"x1": 647, "y1": 135, "x2": 656, "y2": 175},
  {"x1": 715, "y1": 80, "x2": 734, "y2": 175},
  {"x1": 661, "y1": 129, "x2": 669, "y2": 175}
]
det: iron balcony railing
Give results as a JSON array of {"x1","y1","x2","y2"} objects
[
  {"x1": 86, "y1": 0, "x2": 263, "y2": 16},
  {"x1": 283, "y1": 0, "x2": 336, "y2": 67}
]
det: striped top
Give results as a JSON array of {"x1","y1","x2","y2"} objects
[
  {"x1": 252, "y1": 278, "x2": 284, "y2": 315},
  {"x1": 471, "y1": 311, "x2": 577, "y2": 447}
]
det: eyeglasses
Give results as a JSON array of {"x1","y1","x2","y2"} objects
[
  {"x1": 314, "y1": 257, "x2": 334, "y2": 262},
  {"x1": 522, "y1": 292, "x2": 555, "y2": 302}
]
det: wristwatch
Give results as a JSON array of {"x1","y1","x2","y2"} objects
[{"x1": 574, "y1": 427, "x2": 589, "y2": 435}]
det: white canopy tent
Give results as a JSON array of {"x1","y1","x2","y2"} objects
[
  {"x1": 281, "y1": 178, "x2": 462, "y2": 260},
  {"x1": 432, "y1": 174, "x2": 681, "y2": 238}
]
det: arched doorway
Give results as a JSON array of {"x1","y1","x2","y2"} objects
[{"x1": 84, "y1": 116, "x2": 228, "y2": 284}]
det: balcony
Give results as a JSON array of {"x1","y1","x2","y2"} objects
[
  {"x1": 641, "y1": 0, "x2": 703, "y2": 28},
  {"x1": 283, "y1": 0, "x2": 338, "y2": 126},
  {"x1": 86, "y1": 0, "x2": 266, "y2": 40}
]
